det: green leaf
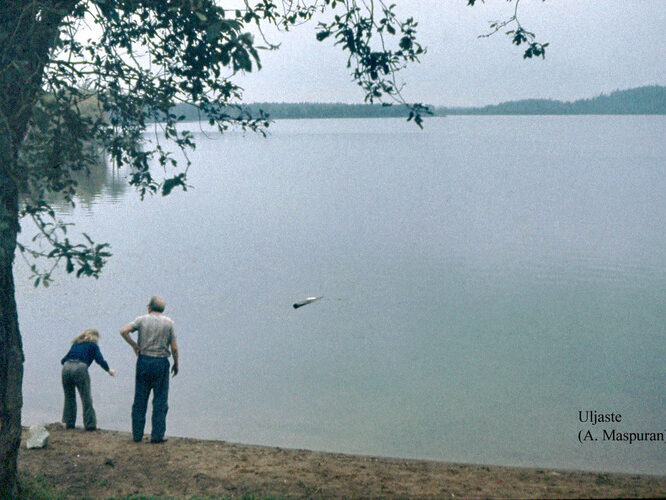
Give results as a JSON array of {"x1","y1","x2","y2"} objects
[
  {"x1": 206, "y1": 22, "x2": 222, "y2": 41},
  {"x1": 316, "y1": 30, "x2": 331, "y2": 41},
  {"x1": 162, "y1": 173, "x2": 187, "y2": 196}
]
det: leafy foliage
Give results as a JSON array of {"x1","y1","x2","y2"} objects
[
  {"x1": 1, "y1": 0, "x2": 440, "y2": 286},
  {"x1": 472, "y1": 0, "x2": 549, "y2": 59},
  {"x1": 312, "y1": 1, "x2": 431, "y2": 125},
  {"x1": 2, "y1": 0, "x2": 547, "y2": 286}
]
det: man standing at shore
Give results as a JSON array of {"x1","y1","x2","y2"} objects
[{"x1": 121, "y1": 296, "x2": 179, "y2": 443}]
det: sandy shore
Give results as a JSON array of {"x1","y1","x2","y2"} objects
[{"x1": 18, "y1": 424, "x2": 666, "y2": 499}]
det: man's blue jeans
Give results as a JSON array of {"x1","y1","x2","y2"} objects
[{"x1": 132, "y1": 354, "x2": 169, "y2": 441}]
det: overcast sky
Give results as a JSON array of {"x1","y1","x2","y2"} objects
[{"x1": 235, "y1": 1, "x2": 666, "y2": 107}]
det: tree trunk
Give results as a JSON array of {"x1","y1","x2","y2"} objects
[
  {"x1": 0, "y1": 174, "x2": 22, "y2": 499},
  {"x1": 0, "y1": 2, "x2": 78, "y2": 494}
]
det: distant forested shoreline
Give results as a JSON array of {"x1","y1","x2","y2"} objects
[
  {"x1": 167, "y1": 85, "x2": 665, "y2": 121},
  {"x1": 442, "y1": 86, "x2": 665, "y2": 115}
]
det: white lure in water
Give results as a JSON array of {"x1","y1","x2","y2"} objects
[{"x1": 293, "y1": 296, "x2": 323, "y2": 309}]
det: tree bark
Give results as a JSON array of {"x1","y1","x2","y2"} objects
[
  {"x1": 0, "y1": 2, "x2": 78, "y2": 494},
  {"x1": 0, "y1": 174, "x2": 22, "y2": 499}
]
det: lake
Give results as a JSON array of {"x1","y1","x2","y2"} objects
[{"x1": 16, "y1": 116, "x2": 665, "y2": 475}]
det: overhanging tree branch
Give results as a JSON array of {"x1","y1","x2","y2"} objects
[{"x1": 471, "y1": 0, "x2": 549, "y2": 59}]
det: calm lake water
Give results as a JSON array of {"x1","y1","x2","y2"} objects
[{"x1": 17, "y1": 116, "x2": 665, "y2": 475}]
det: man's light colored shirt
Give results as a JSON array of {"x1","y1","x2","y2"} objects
[{"x1": 129, "y1": 313, "x2": 176, "y2": 358}]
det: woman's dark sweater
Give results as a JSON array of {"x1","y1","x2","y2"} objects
[{"x1": 61, "y1": 342, "x2": 110, "y2": 372}]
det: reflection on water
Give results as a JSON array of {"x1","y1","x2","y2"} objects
[
  {"x1": 16, "y1": 116, "x2": 666, "y2": 475},
  {"x1": 57, "y1": 158, "x2": 127, "y2": 213},
  {"x1": 72, "y1": 160, "x2": 127, "y2": 208},
  {"x1": 20, "y1": 153, "x2": 127, "y2": 214}
]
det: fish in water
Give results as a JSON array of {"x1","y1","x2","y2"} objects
[{"x1": 293, "y1": 296, "x2": 323, "y2": 309}]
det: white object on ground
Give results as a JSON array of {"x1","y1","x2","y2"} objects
[{"x1": 26, "y1": 424, "x2": 50, "y2": 449}]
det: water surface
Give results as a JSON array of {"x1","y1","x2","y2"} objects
[{"x1": 17, "y1": 116, "x2": 665, "y2": 474}]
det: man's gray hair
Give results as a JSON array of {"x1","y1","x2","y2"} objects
[{"x1": 149, "y1": 296, "x2": 166, "y2": 313}]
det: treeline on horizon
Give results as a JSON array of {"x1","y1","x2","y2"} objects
[
  {"x1": 445, "y1": 85, "x2": 666, "y2": 115},
  {"x1": 168, "y1": 86, "x2": 665, "y2": 121},
  {"x1": 169, "y1": 101, "x2": 415, "y2": 121}
]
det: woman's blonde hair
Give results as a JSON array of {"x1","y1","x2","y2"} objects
[{"x1": 72, "y1": 328, "x2": 100, "y2": 345}]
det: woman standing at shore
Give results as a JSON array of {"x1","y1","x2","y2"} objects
[{"x1": 61, "y1": 329, "x2": 115, "y2": 430}]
